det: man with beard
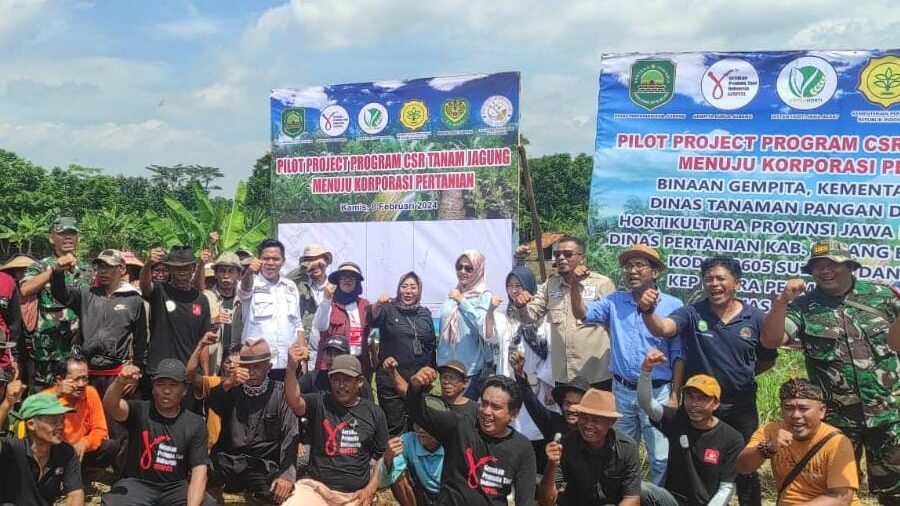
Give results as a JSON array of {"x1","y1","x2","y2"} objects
[
  {"x1": 43, "y1": 357, "x2": 114, "y2": 467},
  {"x1": 288, "y1": 245, "x2": 333, "y2": 367},
  {"x1": 761, "y1": 240, "x2": 899, "y2": 505},
  {"x1": 513, "y1": 236, "x2": 615, "y2": 389},
  {"x1": 206, "y1": 339, "x2": 299, "y2": 505},
  {"x1": 200, "y1": 252, "x2": 244, "y2": 374},
  {"x1": 406, "y1": 367, "x2": 536, "y2": 506},
  {"x1": 0, "y1": 393, "x2": 83, "y2": 506},
  {"x1": 140, "y1": 246, "x2": 211, "y2": 390},
  {"x1": 101, "y1": 359, "x2": 215, "y2": 506},
  {"x1": 638, "y1": 350, "x2": 743, "y2": 506},
  {"x1": 572, "y1": 244, "x2": 683, "y2": 486},
  {"x1": 21, "y1": 217, "x2": 92, "y2": 389},
  {"x1": 51, "y1": 249, "x2": 148, "y2": 392},
  {"x1": 240, "y1": 239, "x2": 304, "y2": 380},
  {"x1": 737, "y1": 379, "x2": 861, "y2": 506},
  {"x1": 284, "y1": 345, "x2": 386, "y2": 506}
]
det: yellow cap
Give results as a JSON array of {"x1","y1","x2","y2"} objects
[{"x1": 681, "y1": 374, "x2": 721, "y2": 399}]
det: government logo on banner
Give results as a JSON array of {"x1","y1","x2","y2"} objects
[{"x1": 629, "y1": 59, "x2": 676, "y2": 111}]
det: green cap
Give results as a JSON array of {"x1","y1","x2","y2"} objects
[
  {"x1": 11, "y1": 393, "x2": 74, "y2": 420},
  {"x1": 51, "y1": 217, "x2": 80, "y2": 234},
  {"x1": 801, "y1": 239, "x2": 861, "y2": 274}
]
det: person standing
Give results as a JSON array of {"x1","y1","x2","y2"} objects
[
  {"x1": 370, "y1": 272, "x2": 435, "y2": 436},
  {"x1": 513, "y1": 236, "x2": 615, "y2": 388},
  {"x1": 239, "y1": 239, "x2": 304, "y2": 380},
  {"x1": 313, "y1": 262, "x2": 372, "y2": 379},
  {"x1": 200, "y1": 252, "x2": 243, "y2": 374},
  {"x1": 572, "y1": 244, "x2": 683, "y2": 485},
  {"x1": 0, "y1": 393, "x2": 83, "y2": 506},
  {"x1": 20, "y1": 217, "x2": 92, "y2": 389},
  {"x1": 737, "y1": 378, "x2": 862, "y2": 506},
  {"x1": 438, "y1": 250, "x2": 493, "y2": 399},
  {"x1": 761, "y1": 240, "x2": 898, "y2": 505},
  {"x1": 641, "y1": 256, "x2": 776, "y2": 506},
  {"x1": 287, "y1": 245, "x2": 333, "y2": 367},
  {"x1": 0, "y1": 269, "x2": 22, "y2": 374}
]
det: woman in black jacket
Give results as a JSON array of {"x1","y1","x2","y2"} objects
[{"x1": 370, "y1": 271, "x2": 435, "y2": 435}]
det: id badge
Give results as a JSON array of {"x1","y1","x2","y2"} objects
[{"x1": 412, "y1": 337, "x2": 424, "y2": 357}]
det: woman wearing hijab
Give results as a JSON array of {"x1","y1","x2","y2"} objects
[
  {"x1": 312, "y1": 262, "x2": 373, "y2": 379},
  {"x1": 487, "y1": 265, "x2": 555, "y2": 466},
  {"x1": 438, "y1": 250, "x2": 493, "y2": 400},
  {"x1": 370, "y1": 272, "x2": 435, "y2": 436}
]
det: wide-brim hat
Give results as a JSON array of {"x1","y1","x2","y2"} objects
[
  {"x1": 800, "y1": 239, "x2": 861, "y2": 274},
  {"x1": 571, "y1": 389, "x2": 621, "y2": 418},
  {"x1": 213, "y1": 252, "x2": 242, "y2": 269},
  {"x1": 162, "y1": 246, "x2": 197, "y2": 267},
  {"x1": 551, "y1": 376, "x2": 590, "y2": 406},
  {"x1": 437, "y1": 360, "x2": 467, "y2": 377},
  {"x1": 239, "y1": 339, "x2": 272, "y2": 364},
  {"x1": 327, "y1": 262, "x2": 364, "y2": 284},
  {"x1": 301, "y1": 244, "x2": 333, "y2": 265},
  {"x1": 121, "y1": 251, "x2": 144, "y2": 267},
  {"x1": 618, "y1": 244, "x2": 666, "y2": 270},
  {"x1": 0, "y1": 254, "x2": 36, "y2": 271}
]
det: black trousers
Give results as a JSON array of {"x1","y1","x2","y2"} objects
[
  {"x1": 377, "y1": 382, "x2": 408, "y2": 436},
  {"x1": 717, "y1": 402, "x2": 761, "y2": 506},
  {"x1": 88, "y1": 375, "x2": 129, "y2": 475},
  {"x1": 209, "y1": 452, "x2": 279, "y2": 499},
  {"x1": 101, "y1": 478, "x2": 216, "y2": 506}
]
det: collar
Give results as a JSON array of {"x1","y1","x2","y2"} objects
[
  {"x1": 699, "y1": 298, "x2": 753, "y2": 323},
  {"x1": 578, "y1": 428, "x2": 617, "y2": 456},
  {"x1": 412, "y1": 437, "x2": 444, "y2": 457}
]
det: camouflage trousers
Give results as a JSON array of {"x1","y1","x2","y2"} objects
[
  {"x1": 841, "y1": 422, "x2": 900, "y2": 505},
  {"x1": 25, "y1": 329, "x2": 79, "y2": 390}
]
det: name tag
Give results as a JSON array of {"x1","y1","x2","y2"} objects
[{"x1": 581, "y1": 286, "x2": 597, "y2": 300}]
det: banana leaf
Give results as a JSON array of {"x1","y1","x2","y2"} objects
[
  {"x1": 144, "y1": 210, "x2": 181, "y2": 248},
  {"x1": 222, "y1": 181, "x2": 248, "y2": 250}
]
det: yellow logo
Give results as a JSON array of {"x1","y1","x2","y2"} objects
[
  {"x1": 857, "y1": 55, "x2": 900, "y2": 108},
  {"x1": 400, "y1": 100, "x2": 428, "y2": 130},
  {"x1": 812, "y1": 243, "x2": 830, "y2": 255}
]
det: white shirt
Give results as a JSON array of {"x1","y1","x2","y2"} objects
[
  {"x1": 313, "y1": 299, "x2": 363, "y2": 356},
  {"x1": 238, "y1": 274, "x2": 304, "y2": 369}
]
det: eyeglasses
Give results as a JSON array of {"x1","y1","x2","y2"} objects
[
  {"x1": 553, "y1": 250, "x2": 582, "y2": 259},
  {"x1": 621, "y1": 263, "x2": 652, "y2": 273},
  {"x1": 456, "y1": 264, "x2": 474, "y2": 273}
]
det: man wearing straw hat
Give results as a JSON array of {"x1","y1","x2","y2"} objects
[
  {"x1": 207, "y1": 338, "x2": 299, "y2": 505},
  {"x1": 289, "y1": 244, "x2": 332, "y2": 369},
  {"x1": 0, "y1": 392, "x2": 83, "y2": 505},
  {"x1": 0, "y1": 253, "x2": 36, "y2": 282}
]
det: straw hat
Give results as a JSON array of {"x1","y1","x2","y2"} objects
[
  {"x1": 0, "y1": 254, "x2": 36, "y2": 271},
  {"x1": 571, "y1": 389, "x2": 621, "y2": 418}
]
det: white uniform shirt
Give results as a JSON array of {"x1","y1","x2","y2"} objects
[{"x1": 238, "y1": 274, "x2": 304, "y2": 369}]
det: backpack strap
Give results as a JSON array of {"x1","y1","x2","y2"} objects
[{"x1": 777, "y1": 430, "x2": 841, "y2": 497}]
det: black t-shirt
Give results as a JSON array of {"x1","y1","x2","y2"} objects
[
  {"x1": 555, "y1": 429, "x2": 641, "y2": 506},
  {"x1": 0, "y1": 436, "x2": 82, "y2": 506},
  {"x1": 407, "y1": 386, "x2": 536, "y2": 506},
  {"x1": 123, "y1": 400, "x2": 209, "y2": 483},
  {"x1": 653, "y1": 406, "x2": 744, "y2": 505},
  {"x1": 445, "y1": 397, "x2": 479, "y2": 425},
  {"x1": 370, "y1": 304, "x2": 436, "y2": 384},
  {"x1": 146, "y1": 282, "x2": 211, "y2": 374},
  {"x1": 304, "y1": 392, "x2": 389, "y2": 493},
  {"x1": 668, "y1": 299, "x2": 776, "y2": 409}
]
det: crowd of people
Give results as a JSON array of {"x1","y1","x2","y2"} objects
[{"x1": 0, "y1": 216, "x2": 897, "y2": 506}]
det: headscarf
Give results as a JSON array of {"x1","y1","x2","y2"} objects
[
  {"x1": 334, "y1": 274, "x2": 363, "y2": 306},
  {"x1": 441, "y1": 250, "x2": 487, "y2": 345},
  {"x1": 394, "y1": 271, "x2": 422, "y2": 313},
  {"x1": 506, "y1": 266, "x2": 547, "y2": 360}
]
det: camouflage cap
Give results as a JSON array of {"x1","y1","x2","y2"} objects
[
  {"x1": 801, "y1": 239, "x2": 861, "y2": 274},
  {"x1": 51, "y1": 216, "x2": 80, "y2": 234}
]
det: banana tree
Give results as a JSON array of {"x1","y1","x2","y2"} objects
[
  {"x1": 145, "y1": 181, "x2": 271, "y2": 253},
  {"x1": 0, "y1": 211, "x2": 53, "y2": 256}
]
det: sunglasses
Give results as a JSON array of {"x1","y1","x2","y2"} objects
[
  {"x1": 553, "y1": 250, "x2": 582, "y2": 259},
  {"x1": 456, "y1": 264, "x2": 474, "y2": 273}
]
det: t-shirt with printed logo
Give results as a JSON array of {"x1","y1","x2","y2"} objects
[
  {"x1": 122, "y1": 400, "x2": 209, "y2": 484},
  {"x1": 145, "y1": 282, "x2": 211, "y2": 375},
  {"x1": 303, "y1": 392, "x2": 388, "y2": 493}
]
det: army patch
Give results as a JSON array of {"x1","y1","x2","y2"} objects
[{"x1": 739, "y1": 326, "x2": 753, "y2": 340}]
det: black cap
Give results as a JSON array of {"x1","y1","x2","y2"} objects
[
  {"x1": 550, "y1": 376, "x2": 590, "y2": 406},
  {"x1": 153, "y1": 358, "x2": 187, "y2": 383},
  {"x1": 324, "y1": 335, "x2": 350, "y2": 354},
  {"x1": 0, "y1": 367, "x2": 11, "y2": 383}
]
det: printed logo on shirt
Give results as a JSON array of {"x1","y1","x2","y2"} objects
[
  {"x1": 322, "y1": 419, "x2": 362, "y2": 457},
  {"x1": 139, "y1": 430, "x2": 178, "y2": 472},
  {"x1": 165, "y1": 300, "x2": 177, "y2": 312},
  {"x1": 697, "y1": 320, "x2": 709, "y2": 332},
  {"x1": 465, "y1": 447, "x2": 511, "y2": 496},
  {"x1": 703, "y1": 448, "x2": 720, "y2": 464},
  {"x1": 739, "y1": 326, "x2": 753, "y2": 340},
  {"x1": 192, "y1": 303, "x2": 202, "y2": 317},
  {"x1": 113, "y1": 303, "x2": 127, "y2": 311}
]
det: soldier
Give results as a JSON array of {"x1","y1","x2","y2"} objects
[
  {"x1": 20, "y1": 217, "x2": 92, "y2": 390},
  {"x1": 762, "y1": 239, "x2": 899, "y2": 505}
]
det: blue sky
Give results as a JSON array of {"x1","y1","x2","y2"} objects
[{"x1": 2, "y1": 0, "x2": 899, "y2": 193}]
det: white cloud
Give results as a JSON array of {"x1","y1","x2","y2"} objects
[
  {"x1": 0, "y1": 0, "x2": 51, "y2": 40},
  {"x1": 156, "y1": 17, "x2": 221, "y2": 39},
  {"x1": 428, "y1": 74, "x2": 488, "y2": 92}
]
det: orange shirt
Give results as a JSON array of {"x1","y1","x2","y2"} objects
[
  {"x1": 195, "y1": 375, "x2": 222, "y2": 450},
  {"x1": 44, "y1": 385, "x2": 109, "y2": 452},
  {"x1": 749, "y1": 421, "x2": 861, "y2": 506}
]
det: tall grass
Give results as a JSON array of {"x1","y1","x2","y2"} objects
[{"x1": 756, "y1": 348, "x2": 807, "y2": 423}]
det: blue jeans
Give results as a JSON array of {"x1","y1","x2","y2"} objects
[{"x1": 613, "y1": 379, "x2": 670, "y2": 486}]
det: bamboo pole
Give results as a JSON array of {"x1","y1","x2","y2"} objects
[{"x1": 518, "y1": 136, "x2": 547, "y2": 282}]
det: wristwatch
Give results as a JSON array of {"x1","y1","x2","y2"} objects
[{"x1": 638, "y1": 304, "x2": 656, "y2": 315}]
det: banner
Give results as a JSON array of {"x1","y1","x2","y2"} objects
[
  {"x1": 271, "y1": 73, "x2": 520, "y2": 312},
  {"x1": 590, "y1": 51, "x2": 900, "y2": 308}
]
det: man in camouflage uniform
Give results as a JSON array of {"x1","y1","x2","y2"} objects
[
  {"x1": 287, "y1": 244, "x2": 332, "y2": 368},
  {"x1": 19, "y1": 217, "x2": 92, "y2": 390},
  {"x1": 762, "y1": 239, "x2": 899, "y2": 505}
]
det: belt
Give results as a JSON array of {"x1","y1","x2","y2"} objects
[{"x1": 614, "y1": 374, "x2": 671, "y2": 390}]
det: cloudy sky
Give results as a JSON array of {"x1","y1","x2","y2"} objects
[{"x1": 1, "y1": 0, "x2": 898, "y2": 193}]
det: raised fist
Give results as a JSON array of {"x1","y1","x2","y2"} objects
[
  {"x1": 384, "y1": 436, "x2": 404, "y2": 469},
  {"x1": 779, "y1": 279, "x2": 807, "y2": 304},
  {"x1": 775, "y1": 428, "x2": 794, "y2": 449},
  {"x1": 207, "y1": 231, "x2": 220, "y2": 246},
  {"x1": 489, "y1": 295, "x2": 503, "y2": 310},
  {"x1": 545, "y1": 440, "x2": 563, "y2": 466},
  {"x1": 147, "y1": 247, "x2": 166, "y2": 266},
  {"x1": 246, "y1": 257, "x2": 262, "y2": 274},
  {"x1": 200, "y1": 249, "x2": 213, "y2": 264},
  {"x1": 199, "y1": 331, "x2": 219, "y2": 347},
  {"x1": 118, "y1": 364, "x2": 141, "y2": 386},
  {"x1": 641, "y1": 348, "x2": 667, "y2": 372},
  {"x1": 377, "y1": 293, "x2": 391, "y2": 306},
  {"x1": 54, "y1": 254, "x2": 77, "y2": 272},
  {"x1": 571, "y1": 265, "x2": 590, "y2": 283},
  {"x1": 382, "y1": 356, "x2": 399, "y2": 372},
  {"x1": 410, "y1": 366, "x2": 437, "y2": 390},
  {"x1": 324, "y1": 282, "x2": 337, "y2": 300},
  {"x1": 449, "y1": 289, "x2": 463, "y2": 302},
  {"x1": 513, "y1": 291, "x2": 533, "y2": 308},
  {"x1": 288, "y1": 341, "x2": 309, "y2": 365},
  {"x1": 638, "y1": 288, "x2": 660, "y2": 313},
  {"x1": 514, "y1": 245, "x2": 531, "y2": 259},
  {"x1": 509, "y1": 350, "x2": 525, "y2": 378}
]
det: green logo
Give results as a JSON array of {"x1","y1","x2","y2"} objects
[
  {"x1": 281, "y1": 108, "x2": 305, "y2": 138},
  {"x1": 441, "y1": 98, "x2": 470, "y2": 128},
  {"x1": 698, "y1": 320, "x2": 708, "y2": 332},
  {"x1": 788, "y1": 66, "x2": 827, "y2": 98},
  {"x1": 629, "y1": 59, "x2": 676, "y2": 111}
]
